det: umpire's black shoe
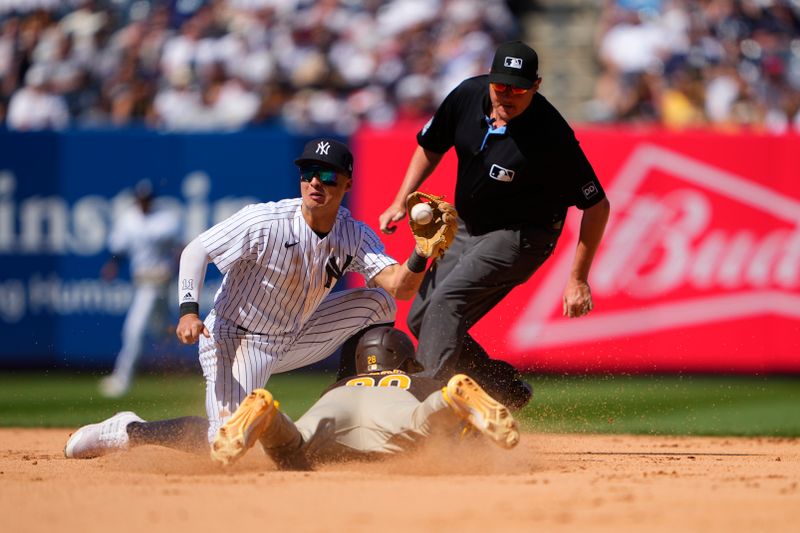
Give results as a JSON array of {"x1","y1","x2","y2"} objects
[{"x1": 503, "y1": 379, "x2": 533, "y2": 411}]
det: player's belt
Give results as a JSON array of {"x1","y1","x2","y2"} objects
[{"x1": 234, "y1": 324, "x2": 270, "y2": 336}]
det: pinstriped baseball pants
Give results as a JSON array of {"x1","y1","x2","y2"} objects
[{"x1": 199, "y1": 287, "x2": 395, "y2": 442}]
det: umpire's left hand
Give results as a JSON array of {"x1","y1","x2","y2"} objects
[{"x1": 563, "y1": 279, "x2": 594, "y2": 318}]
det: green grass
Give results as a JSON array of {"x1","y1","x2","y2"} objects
[
  {"x1": 0, "y1": 372, "x2": 798, "y2": 436},
  {"x1": 0, "y1": 371, "x2": 334, "y2": 428},
  {"x1": 527, "y1": 375, "x2": 800, "y2": 436}
]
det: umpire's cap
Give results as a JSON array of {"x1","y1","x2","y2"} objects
[
  {"x1": 294, "y1": 138, "x2": 354, "y2": 177},
  {"x1": 488, "y1": 41, "x2": 539, "y2": 89},
  {"x1": 355, "y1": 326, "x2": 424, "y2": 374}
]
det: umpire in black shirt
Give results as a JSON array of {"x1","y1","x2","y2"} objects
[{"x1": 379, "y1": 41, "x2": 611, "y2": 409}]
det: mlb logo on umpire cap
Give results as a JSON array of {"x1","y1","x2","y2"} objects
[
  {"x1": 295, "y1": 137, "x2": 354, "y2": 176},
  {"x1": 489, "y1": 41, "x2": 539, "y2": 89}
]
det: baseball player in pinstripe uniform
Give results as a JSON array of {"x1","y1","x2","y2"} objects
[
  {"x1": 210, "y1": 326, "x2": 519, "y2": 469},
  {"x1": 99, "y1": 179, "x2": 182, "y2": 398},
  {"x1": 64, "y1": 138, "x2": 454, "y2": 459}
]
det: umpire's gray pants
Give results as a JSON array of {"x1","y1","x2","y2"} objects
[{"x1": 409, "y1": 218, "x2": 560, "y2": 380}]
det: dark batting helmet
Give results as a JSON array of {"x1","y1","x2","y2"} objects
[{"x1": 355, "y1": 326, "x2": 424, "y2": 374}]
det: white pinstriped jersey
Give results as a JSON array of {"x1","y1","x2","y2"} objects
[{"x1": 198, "y1": 198, "x2": 397, "y2": 337}]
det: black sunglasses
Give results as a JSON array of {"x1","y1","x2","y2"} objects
[{"x1": 300, "y1": 166, "x2": 340, "y2": 186}]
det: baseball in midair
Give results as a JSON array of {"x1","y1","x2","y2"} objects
[{"x1": 410, "y1": 202, "x2": 434, "y2": 225}]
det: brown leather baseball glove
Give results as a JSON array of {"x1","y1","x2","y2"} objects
[{"x1": 406, "y1": 191, "x2": 458, "y2": 259}]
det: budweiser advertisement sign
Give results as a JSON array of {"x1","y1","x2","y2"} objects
[{"x1": 354, "y1": 126, "x2": 800, "y2": 373}]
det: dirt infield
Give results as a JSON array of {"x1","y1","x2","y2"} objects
[{"x1": 1, "y1": 429, "x2": 798, "y2": 533}]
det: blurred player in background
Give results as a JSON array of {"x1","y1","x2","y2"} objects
[
  {"x1": 99, "y1": 179, "x2": 181, "y2": 398},
  {"x1": 377, "y1": 41, "x2": 611, "y2": 410},
  {"x1": 211, "y1": 326, "x2": 519, "y2": 470},
  {"x1": 65, "y1": 139, "x2": 454, "y2": 459}
]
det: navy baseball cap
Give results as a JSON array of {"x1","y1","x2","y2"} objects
[
  {"x1": 488, "y1": 41, "x2": 540, "y2": 89},
  {"x1": 294, "y1": 138, "x2": 354, "y2": 177}
]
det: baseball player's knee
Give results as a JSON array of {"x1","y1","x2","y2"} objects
[
  {"x1": 382, "y1": 298, "x2": 397, "y2": 322},
  {"x1": 368, "y1": 306, "x2": 395, "y2": 328},
  {"x1": 366, "y1": 289, "x2": 396, "y2": 323}
]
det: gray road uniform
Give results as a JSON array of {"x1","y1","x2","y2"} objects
[
  {"x1": 179, "y1": 198, "x2": 398, "y2": 441},
  {"x1": 273, "y1": 371, "x2": 462, "y2": 463}
]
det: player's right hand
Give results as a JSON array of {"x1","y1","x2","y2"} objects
[
  {"x1": 379, "y1": 203, "x2": 406, "y2": 234},
  {"x1": 175, "y1": 314, "x2": 210, "y2": 344}
]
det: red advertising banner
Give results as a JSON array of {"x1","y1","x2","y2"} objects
[{"x1": 352, "y1": 125, "x2": 800, "y2": 373}]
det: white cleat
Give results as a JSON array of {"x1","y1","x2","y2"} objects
[
  {"x1": 64, "y1": 411, "x2": 144, "y2": 459},
  {"x1": 443, "y1": 374, "x2": 520, "y2": 449}
]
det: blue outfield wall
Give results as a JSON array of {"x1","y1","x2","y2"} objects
[{"x1": 0, "y1": 128, "x2": 343, "y2": 369}]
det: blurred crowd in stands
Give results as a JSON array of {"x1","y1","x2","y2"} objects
[
  {"x1": 3, "y1": 0, "x2": 799, "y2": 133},
  {"x1": 588, "y1": 0, "x2": 800, "y2": 132},
  {"x1": 0, "y1": 0, "x2": 519, "y2": 132}
]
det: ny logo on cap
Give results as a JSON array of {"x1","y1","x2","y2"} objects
[
  {"x1": 504, "y1": 56, "x2": 523, "y2": 69},
  {"x1": 316, "y1": 141, "x2": 330, "y2": 155}
]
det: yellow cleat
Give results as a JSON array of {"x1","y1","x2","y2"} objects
[
  {"x1": 211, "y1": 389, "x2": 278, "y2": 466},
  {"x1": 443, "y1": 374, "x2": 520, "y2": 449}
]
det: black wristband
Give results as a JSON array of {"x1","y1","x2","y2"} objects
[
  {"x1": 179, "y1": 302, "x2": 200, "y2": 317},
  {"x1": 407, "y1": 249, "x2": 428, "y2": 273}
]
